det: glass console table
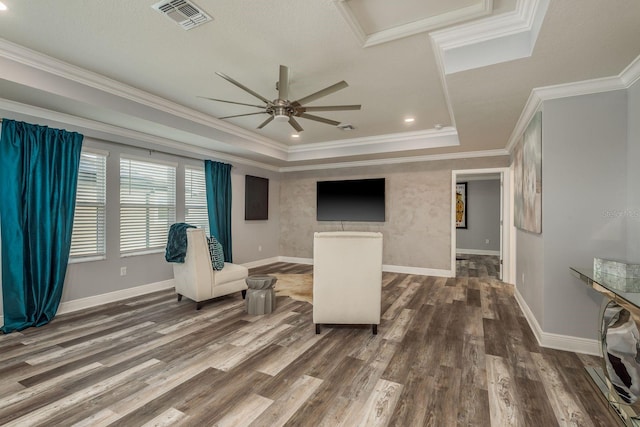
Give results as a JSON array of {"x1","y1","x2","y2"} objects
[{"x1": 571, "y1": 267, "x2": 640, "y2": 427}]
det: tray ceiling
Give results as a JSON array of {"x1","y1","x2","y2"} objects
[{"x1": 0, "y1": 0, "x2": 639, "y2": 170}]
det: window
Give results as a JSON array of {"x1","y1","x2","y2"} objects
[
  {"x1": 70, "y1": 150, "x2": 107, "y2": 259},
  {"x1": 120, "y1": 157, "x2": 176, "y2": 254},
  {"x1": 185, "y1": 166, "x2": 209, "y2": 234}
]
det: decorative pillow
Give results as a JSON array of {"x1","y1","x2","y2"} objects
[{"x1": 206, "y1": 236, "x2": 225, "y2": 271}]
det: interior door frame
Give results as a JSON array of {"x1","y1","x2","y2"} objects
[{"x1": 451, "y1": 167, "x2": 513, "y2": 283}]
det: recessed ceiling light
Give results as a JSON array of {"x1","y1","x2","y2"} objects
[
  {"x1": 291, "y1": 134, "x2": 300, "y2": 138},
  {"x1": 0, "y1": 2, "x2": 8, "y2": 11},
  {"x1": 404, "y1": 117, "x2": 415, "y2": 123}
]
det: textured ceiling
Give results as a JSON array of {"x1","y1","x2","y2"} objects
[
  {"x1": 345, "y1": 0, "x2": 484, "y2": 33},
  {"x1": 0, "y1": 0, "x2": 639, "y2": 169}
]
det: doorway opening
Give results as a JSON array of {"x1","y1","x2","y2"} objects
[{"x1": 451, "y1": 167, "x2": 512, "y2": 283}]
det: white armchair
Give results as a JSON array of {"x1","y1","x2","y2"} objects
[
  {"x1": 313, "y1": 231, "x2": 383, "y2": 334},
  {"x1": 173, "y1": 228, "x2": 248, "y2": 310}
]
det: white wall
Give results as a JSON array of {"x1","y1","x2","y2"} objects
[{"x1": 456, "y1": 179, "x2": 501, "y2": 253}]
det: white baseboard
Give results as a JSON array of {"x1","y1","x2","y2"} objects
[
  {"x1": 241, "y1": 257, "x2": 281, "y2": 269},
  {"x1": 0, "y1": 279, "x2": 175, "y2": 328},
  {"x1": 514, "y1": 287, "x2": 600, "y2": 356},
  {"x1": 276, "y1": 256, "x2": 453, "y2": 278},
  {"x1": 382, "y1": 264, "x2": 454, "y2": 277},
  {"x1": 456, "y1": 249, "x2": 500, "y2": 256},
  {"x1": 57, "y1": 279, "x2": 175, "y2": 316},
  {"x1": 278, "y1": 256, "x2": 313, "y2": 265}
]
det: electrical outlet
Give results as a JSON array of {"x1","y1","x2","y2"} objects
[
  {"x1": 258, "y1": 245, "x2": 262, "y2": 252},
  {"x1": 485, "y1": 239, "x2": 490, "y2": 244},
  {"x1": 522, "y1": 272, "x2": 525, "y2": 284},
  {"x1": 120, "y1": 266, "x2": 127, "y2": 276}
]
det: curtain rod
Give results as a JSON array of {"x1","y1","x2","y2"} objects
[{"x1": 0, "y1": 117, "x2": 237, "y2": 166}]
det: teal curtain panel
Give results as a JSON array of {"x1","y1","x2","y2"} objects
[
  {"x1": 204, "y1": 160, "x2": 233, "y2": 263},
  {"x1": 0, "y1": 119, "x2": 83, "y2": 333}
]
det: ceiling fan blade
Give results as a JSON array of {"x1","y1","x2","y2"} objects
[
  {"x1": 257, "y1": 116, "x2": 274, "y2": 129},
  {"x1": 288, "y1": 116, "x2": 303, "y2": 132},
  {"x1": 198, "y1": 96, "x2": 265, "y2": 109},
  {"x1": 294, "y1": 81, "x2": 349, "y2": 106},
  {"x1": 219, "y1": 112, "x2": 267, "y2": 119},
  {"x1": 298, "y1": 113, "x2": 341, "y2": 126},
  {"x1": 215, "y1": 72, "x2": 271, "y2": 104},
  {"x1": 300, "y1": 104, "x2": 361, "y2": 112},
  {"x1": 278, "y1": 65, "x2": 289, "y2": 101}
]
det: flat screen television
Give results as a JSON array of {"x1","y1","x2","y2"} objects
[
  {"x1": 316, "y1": 178, "x2": 385, "y2": 222},
  {"x1": 245, "y1": 175, "x2": 269, "y2": 220}
]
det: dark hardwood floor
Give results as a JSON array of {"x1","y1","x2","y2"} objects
[
  {"x1": 0, "y1": 263, "x2": 619, "y2": 426},
  {"x1": 456, "y1": 254, "x2": 501, "y2": 279}
]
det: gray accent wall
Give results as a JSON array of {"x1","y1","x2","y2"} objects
[
  {"x1": 627, "y1": 79, "x2": 640, "y2": 260},
  {"x1": 516, "y1": 89, "x2": 629, "y2": 339},
  {"x1": 232, "y1": 166, "x2": 281, "y2": 264},
  {"x1": 279, "y1": 156, "x2": 509, "y2": 271},
  {"x1": 0, "y1": 135, "x2": 279, "y2": 318},
  {"x1": 456, "y1": 179, "x2": 501, "y2": 253},
  {"x1": 61, "y1": 138, "x2": 280, "y2": 303}
]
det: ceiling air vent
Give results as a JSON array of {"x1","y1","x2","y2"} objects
[
  {"x1": 337, "y1": 123, "x2": 355, "y2": 131},
  {"x1": 152, "y1": 0, "x2": 212, "y2": 31}
]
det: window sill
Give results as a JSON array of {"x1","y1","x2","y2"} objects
[
  {"x1": 120, "y1": 248, "x2": 165, "y2": 258},
  {"x1": 68, "y1": 255, "x2": 106, "y2": 264}
]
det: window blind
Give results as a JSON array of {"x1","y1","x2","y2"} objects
[
  {"x1": 185, "y1": 166, "x2": 209, "y2": 234},
  {"x1": 70, "y1": 151, "x2": 107, "y2": 258},
  {"x1": 120, "y1": 157, "x2": 176, "y2": 254}
]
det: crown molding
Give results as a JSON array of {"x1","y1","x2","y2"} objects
[
  {"x1": 430, "y1": 0, "x2": 549, "y2": 75},
  {"x1": 430, "y1": 38, "x2": 458, "y2": 128},
  {"x1": 332, "y1": 1, "x2": 367, "y2": 46},
  {"x1": 287, "y1": 127, "x2": 459, "y2": 161},
  {"x1": 505, "y1": 90, "x2": 542, "y2": 153},
  {"x1": 0, "y1": 98, "x2": 281, "y2": 172},
  {"x1": 620, "y1": 53, "x2": 640, "y2": 88},
  {"x1": 506, "y1": 52, "x2": 640, "y2": 153},
  {"x1": 0, "y1": 38, "x2": 289, "y2": 156},
  {"x1": 290, "y1": 127, "x2": 458, "y2": 152},
  {"x1": 0, "y1": 38, "x2": 462, "y2": 164},
  {"x1": 334, "y1": 0, "x2": 492, "y2": 48},
  {"x1": 280, "y1": 148, "x2": 509, "y2": 172},
  {"x1": 0, "y1": 97, "x2": 508, "y2": 173}
]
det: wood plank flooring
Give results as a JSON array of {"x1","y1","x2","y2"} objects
[{"x1": 0, "y1": 262, "x2": 620, "y2": 426}]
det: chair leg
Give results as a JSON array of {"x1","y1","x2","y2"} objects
[
  {"x1": 372, "y1": 324, "x2": 378, "y2": 335},
  {"x1": 315, "y1": 324, "x2": 320, "y2": 334},
  {"x1": 196, "y1": 302, "x2": 202, "y2": 310},
  {"x1": 241, "y1": 290, "x2": 247, "y2": 299},
  {"x1": 177, "y1": 293, "x2": 182, "y2": 302}
]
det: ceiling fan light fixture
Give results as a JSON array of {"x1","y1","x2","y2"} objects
[
  {"x1": 273, "y1": 106, "x2": 289, "y2": 122},
  {"x1": 207, "y1": 65, "x2": 360, "y2": 132}
]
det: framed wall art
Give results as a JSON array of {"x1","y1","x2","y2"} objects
[
  {"x1": 514, "y1": 111, "x2": 542, "y2": 233},
  {"x1": 456, "y1": 182, "x2": 467, "y2": 229}
]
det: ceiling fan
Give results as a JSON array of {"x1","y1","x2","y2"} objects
[{"x1": 200, "y1": 65, "x2": 361, "y2": 132}]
